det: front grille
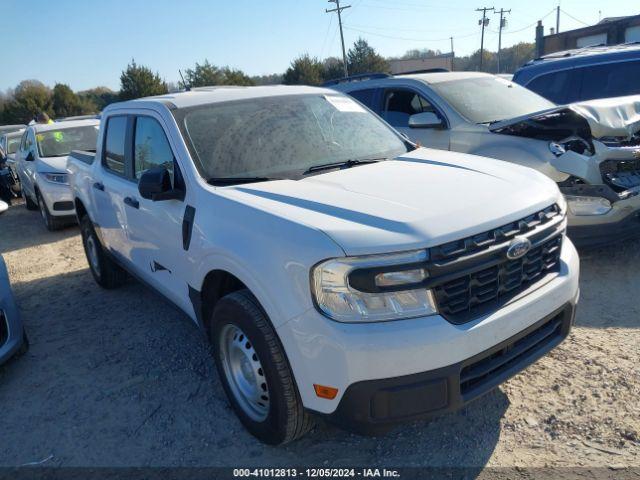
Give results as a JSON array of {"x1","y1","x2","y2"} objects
[
  {"x1": 0, "y1": 310, "x2": 8, "y2": 347},
  {"x1": 433, "y1": 236, "x2": 562, "y2": 322},
  {"x1": 428, "y1": 204, "x2": 565, "y2": 324},
  {"x1": 459, "y1": 309, "x2": 566, "y2": 397},
  {"x1": 431, "y1": 204, "x2": 561, "y2": 261}
]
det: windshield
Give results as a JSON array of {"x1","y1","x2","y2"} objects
[
  {"x1": 429, "y1": 76, "x2": 556, "y2": 124},
  {"x1": 7, "y1": 137, "x2": 21, "y2": 154},
  {"x1": 36, "y1": 125, "x2": 98, "y2": 158},
  {"x1": 177, "y1": 94, "x2": 409, "y2": 180}
]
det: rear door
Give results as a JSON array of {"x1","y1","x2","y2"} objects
[{"x1": 92, "y1": 115, "x2": 134, "y2": 262}]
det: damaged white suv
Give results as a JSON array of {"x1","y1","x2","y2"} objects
[
  {"x1": 69, "y1": 86, "x2": 579, "y2": 444},
  {"x1": 332, "y1": 72, "x2": 640, "y2": 248}
]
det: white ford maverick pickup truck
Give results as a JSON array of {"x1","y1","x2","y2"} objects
[{"x1": 68, "y1": 86, "x2": 580, "y2": 444}]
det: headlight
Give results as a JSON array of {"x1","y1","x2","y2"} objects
[
  {"x1": 311, "y1": 249, "x2": 437, "y2": 323},
  {"x1": 565, "y1": 195, "x2": 612, "y2": 216},
  {"x1": 42, "y1": 173, "x2": 69, "y2": 185}
]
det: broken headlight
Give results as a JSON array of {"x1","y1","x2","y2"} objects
[
  {"x1": 311, "y1": 249, "x2": 437, "y2": 323},
  {"x1": 565, "y1": 195, "x2": 612, "y2": 216}
]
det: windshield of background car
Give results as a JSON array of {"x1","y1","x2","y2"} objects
[
  {"x1": 429, "y1": 76, "x2": 556, "y2": 124},
  {"x1": 7, "y1": 136, "x2": 21, "y2": 154},
  {"x1": 177, "y1": 94, "x2": 409, "y2": 179},
  {"x1": 36, "y1": 125, "x2": 98, "y2": 158}
]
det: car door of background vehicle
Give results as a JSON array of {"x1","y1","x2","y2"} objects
[
  {"x1": 93, "y1": 115, "x2": 135, "y2": 262},
  {"x1": 17, "y1": 130, "x2": 37, "y2": 198},
  {"x1": 380, "y1": 87, "x2": 450, "y2": 150},
  {"x1": 124, "y1": 113, "x2": 189, "y2": 310}
]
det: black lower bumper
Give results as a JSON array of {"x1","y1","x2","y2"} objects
[
  {"x1": 567, "y1": 210, "x2": 640, "y2": 249},
  {"x1": 318, "y1": 302, "x2": 576, "y2": 434}
]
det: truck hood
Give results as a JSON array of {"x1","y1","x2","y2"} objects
[
  {"x1": 36, "y1": 155, "x2": 70, "y2": 174},
  {"x1": 222, "y1": 148, "x2": 561, "y2": 256},
  {"x1": 489, "y1": 95, "x2": 640, "y2": 142}
]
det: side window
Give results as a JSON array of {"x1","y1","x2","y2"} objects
[
  {"x1": 579, "y1": 61, "x2": 640, "y2": 101},
  {"x1": 527, "y1": 70, "x2": 571, "y2": 103},
  {"x1": 133, "y1": 117, "x2": 174, "y2": 182},
  {"x1": 382, "y1": 89, "x2": 438, "y2": 128},
  {"x1": 348, "y1": 88, "x2": 377, "y2": 110},
  {"x1": 19, "y1": 132, "x2": 27, "y2": 151},
  {"x1": 102, "y1": 116, "x2": 127, "y2": 175}
]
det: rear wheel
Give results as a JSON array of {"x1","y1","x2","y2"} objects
[
  {"x1": 80, "y1": 215, "x2": 127, "y2": 289},
  {"x1": 36, "y1": 191, "x2": 64, "y2": 231},
  {"x1": 210, "y1": 290, "x2": 314, "y2": 444}
]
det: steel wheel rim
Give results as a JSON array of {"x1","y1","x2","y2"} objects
[
  {"x1": 86, "y1": 235, "x2": 101, "y2": 276},
  {"x1": 219, "y1": 324, "x2": 270, "y2": 422}
]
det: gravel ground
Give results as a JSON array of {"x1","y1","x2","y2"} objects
[{"x1": 0, "y1": 200, "x2": 638, "y2": 473}]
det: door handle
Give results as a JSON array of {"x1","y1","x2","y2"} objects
[
  {"x1": 93, "y1": 182, "x2": 104, "y2": 191},
  {"x1": 124, "y1": 196, "x2": 139, "y2": 209}
]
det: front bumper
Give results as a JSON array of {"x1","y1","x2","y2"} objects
[
  {"x1": 277, "y1": 239, "x2": 580, "y2": 419},
  {"x1": 325, "y1": 302, "x2": 575, "y2": 433},
  {"x1": 36, "y1": 175, "x2": 75, "y2": 217}
]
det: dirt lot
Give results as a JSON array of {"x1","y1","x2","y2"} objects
[{"x1": 0, "y1": 200, "x2": 638, "y2": 473}]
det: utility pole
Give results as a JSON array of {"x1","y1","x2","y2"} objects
[
  {"x1": 326, "y1": 0, "x2": 351, "y2": 77},
  {"x1": 450, "y1": 36, "x2": 455, "y2": 71},
  {"x1": 556, "y1": 5, "x2": 560, "y2": 33},
  {"x1": 476, "y1": 7, "x2": 494, "y2": 71},
  {"x1": 495, "y1": 8, "x2": 510, "y2": 73}
]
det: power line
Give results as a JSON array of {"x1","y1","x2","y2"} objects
[
  {"x1": 476, "y1": 6, "x2": 495, "y2": 71},
  {"x1": 495, "y1": 8, "x2": 511, "y2": 73},
  {"x1": 326, "y1": 0, "x2": 351, "y2": 77},
  {"x1": 343, "y1": 25, "x2": 479, "y2": 43},
  {"x1": 560, "y1": 8, "x2": 590, "y2": 27}
]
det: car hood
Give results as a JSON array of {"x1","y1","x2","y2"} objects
[
  {"x1": 36, "y1": 155, "x2": 69, "y2": 174},
  {"x1": 221, "y1": 148, "x2": 561, "y2": 256},
  {"x1": 489, "y1": 95, "x2": 640, "y2": 141}
]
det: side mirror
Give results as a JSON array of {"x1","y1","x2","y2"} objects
[
  {"x1": 25, "y1": 151, "x2": 35, "y2": 162},
  {"x1": 138, "y1": 167, "x2": 183, "y2": 201},
  {"x1": 409, "y1": 112, "x2": 444, "y2": 129}
]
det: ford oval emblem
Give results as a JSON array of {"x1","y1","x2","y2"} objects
[{"x1": 506, "y1": 237, "x2": 532, "y2": 260}]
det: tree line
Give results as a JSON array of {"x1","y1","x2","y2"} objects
[{"x1": 0, "y1": 39, "x2": 535, "y2": 125}]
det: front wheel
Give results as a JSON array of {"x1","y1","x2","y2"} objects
[
  {"x1": 23, "y1": 188, "x2": 38, "y2": 210},
  {"x1": 211, "y1": 290, "x2": 314, "y2": 444},
  {"x1": 36, "y1": 191, "x2": 64, "y2": 231}
]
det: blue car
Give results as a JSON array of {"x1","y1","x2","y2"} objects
[
  {"x1": 513, "y1": 43, "x2": 640, "y2": 103},
  {"x1": 0, "y1": 254, "x2": 27, "y2": 365}
]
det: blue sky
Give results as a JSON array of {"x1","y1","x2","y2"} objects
[{"x1": 2, "y1": 0, "x2": 633, "y2": 91}]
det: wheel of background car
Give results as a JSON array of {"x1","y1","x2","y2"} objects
[
  {"x1": 210, "y1": 289, "x2": 314, "y2": 445},
  {"x1": 23, "y1": 187, "x2": 38, "y2": 211},
  {"x1": 79, "y1": 215, "x2": 127, "y2": 289},
  {"x1": 36, "y1": 191, "x2": 64, "y2": 231}
]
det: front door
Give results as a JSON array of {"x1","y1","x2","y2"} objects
[{"x1": 381, "y1": 88, "x2": 451, "y2": 151}]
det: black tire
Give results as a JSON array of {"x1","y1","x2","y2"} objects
[
  {"x1": 210, "y1": 289, "x2": 314, "y2": 444},
  {"x1": 36, "y1": 191, "x2": 65, "y2": 231},
  {"x1": 24, "y1": 189, "x2": 38, "y2": 210},
  {"x1": 80, "y1": 215, "x2": 127, "y2": 289}
]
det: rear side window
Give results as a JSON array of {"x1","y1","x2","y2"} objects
[
  {"x1": 527, "y1": 70, "x2": 571, "y2": 104},
  {"x1": 348, "y1": 88, "x2": 377, "y2": 110},
  {"x1": 103, "y1": 116, "x2": 127, "y2": 175},
  {"x1": 579, "y1": 60, "x2": 640, "y2": 100},
  {"x1": 134, "y1": 117, "x2": 174, "y2": 181}
]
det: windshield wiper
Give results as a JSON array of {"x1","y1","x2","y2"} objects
[
  {"x1": 303, "y1": 158, "x2": 385, "y2": 175},
  {"x1": 207, "y1": 176, "x2": 281, "y2": 186}
]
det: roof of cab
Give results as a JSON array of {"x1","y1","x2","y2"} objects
[
  {"x1": 106, "y1": 85, "x2": 339, "y2": 112},
  {"x1": 31, "y1": 118, "x2": 100, "y2": 133}
]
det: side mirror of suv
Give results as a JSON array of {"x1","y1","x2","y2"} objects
[
  {"x1": 25, "y1": 152, "x2": 35, "y2": 162},
  {"x1": 138, "y1": 166, "x2": 184, "y2": 201},
  {"x1": 409, "y1": 112, "x2": 444, "y2": 129}
]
